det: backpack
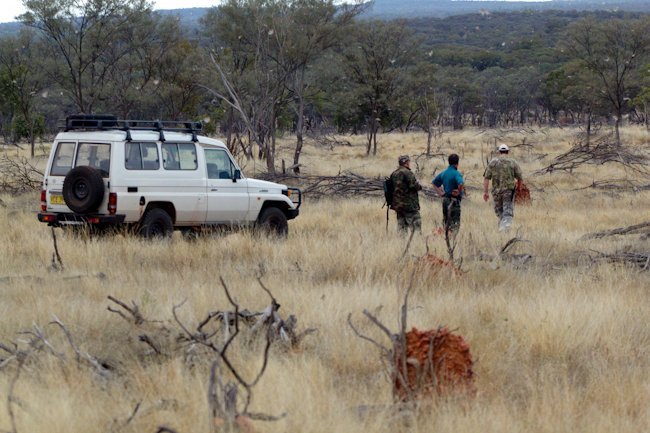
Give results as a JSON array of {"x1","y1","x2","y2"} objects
[{"x1": 383, "y1": 176, "x2": 394, "y2": 209}]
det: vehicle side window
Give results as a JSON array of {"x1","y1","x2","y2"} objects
[
  {"x1": 50, "y1": 142, "x2": 76, "y2": 176},
  {"x1": 162, "y1": 143, "x2": 197, "y2": 170},
  {"x1": 205, "y1": 148, "x2": 235, "y2": 180},
  {"x1": 76, "y1": 143, "x2": 111, "y2": 177},
  {"x1": 125, "y1": 142, "x2": 159, "y2": 170}
]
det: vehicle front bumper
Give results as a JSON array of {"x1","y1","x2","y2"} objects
[
  {"x1": 38, "y1": 212, "x2": 126, "y2": 226},
  {"x1": 286, "y1": 208, "x2": 299, "y2": 220}
]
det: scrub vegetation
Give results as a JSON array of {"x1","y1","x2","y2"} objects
[{"x1": 1, "y1": 126, "x2": 648, "y2": 433}]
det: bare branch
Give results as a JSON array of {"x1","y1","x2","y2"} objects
[
  {"x1": 582, "y1": 221, "x2": 650, "y2": 240},
  {"x1": 49, "y1": 316, "x2": 110, "y2": 376},
  {"x1": 138, "y1": 335, "x2": 161, "y2": 355},
  {"x1": 243, "y1": 411, "x2": 288, "y2": 421},
  {"x1": 107, "y1": 296, "x2": 145, "y2": 325},
  {"x1": 361, "y1": 310, "x2": 393, "y2": 339},
  {"x1": 219, "y1": 277, "x2": 240, "y2": 356},
  {"x1": 49, "y1": 315, "x2": 81, "y2": 363},
  {"x1": 347, "y1": 313, "x2": 390, "y2": 354}
]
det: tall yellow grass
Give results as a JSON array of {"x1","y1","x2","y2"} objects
[{"x1": 0, "y1": 126, "x2": 648, "y2": 433}]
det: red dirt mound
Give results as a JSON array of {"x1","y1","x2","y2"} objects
[
  {"x1": 393, "y1": 327, "x2": 475, "y2": 401},
  {"x1": 415, "y1": 254, "x2": 461, "y2": 276},
  {"x1": 515, "y1": 182, "x2": 532, "y2": 204}
]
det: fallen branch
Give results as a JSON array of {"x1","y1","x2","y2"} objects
[
  {"x1": 591, "y1": 250, "x2": 650, "y2": 270},
  {"x1": 582, "y1": 221, "x2": 650, "y2": 240},
  {"x1": 49, "y1": 316, "x2": 111, "y2": 377},
  {"x1": 260, "y1": 172, "x2": 441, "y2": 200},
  {"x1": 535, "y1": 133, "x2": 648, "y2": 175},
  {"x1": 107, "y1": 296, "x2": 146, "y2": 325},
  {"x1": 573, "y1": 179, "x2": 650, "y2": 192}
]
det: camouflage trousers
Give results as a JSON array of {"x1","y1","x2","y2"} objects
[
  {"x1": 396, "y1": 210, "x2": 422, "y2": 234},
  {"x1": 493, "y1": 189, "x2": 515, "y2": 231},
  {"x1": 442, "y1": 197, "x2": 461, "y2": 232}
]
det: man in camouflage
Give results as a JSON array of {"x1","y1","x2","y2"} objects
[
  {"x1": 390, "y1": 155, "x2": 422, "y2": 233},
  {"x1": 483, "y1": 144, "x2": 523, "y2": 231}
]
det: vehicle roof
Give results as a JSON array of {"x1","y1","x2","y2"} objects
[{"x1": 55, "y1": 130, "x2": 226, "y2": 148}]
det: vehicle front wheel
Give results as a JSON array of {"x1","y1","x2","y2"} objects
[
  {"x1": 139, "y1": 208, "x2": 173, "y2": 239},
  {"x1": 257, "y1": 207, "x2": 288, "y2": 237}
]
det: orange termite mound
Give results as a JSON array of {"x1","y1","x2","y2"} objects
[
  {"x1": 515, "y1": 182, "x2": 532, "y2": 204},
  {"x1": 415, "y1": 254, "x2": 461, "y2": 276},
  {"x1": 393, "y1": 326, "x2": 475, "y2": 401}
]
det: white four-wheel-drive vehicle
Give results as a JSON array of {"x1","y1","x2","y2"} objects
[{"x1": 38, "y1": 115, "x2": 301, "y2": 237}]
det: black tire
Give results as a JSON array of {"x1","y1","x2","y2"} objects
[
  {"x1": 139, "y1": 208, "x2": 173, "y2": 239},
  {"x1": 62, "y1": 166, "x2": 105, "y2": 214},
  {"x1": 258, "y1": 207, "x2": 288, "y2": 237}
]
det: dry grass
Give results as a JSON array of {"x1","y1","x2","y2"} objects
[{"x1": 1, "y1": 126, "x2": 649, "y2": 433}]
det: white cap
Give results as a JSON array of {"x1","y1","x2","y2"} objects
[{"x1": 498, "y1": 144, "x2": 509, "y2": 152}]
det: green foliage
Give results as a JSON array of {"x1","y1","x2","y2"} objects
[
  {"x1": 12, "y1": 114, "x2": 45, "y2": 141},
  {"x1": 0, "y1": 3, "x2": 646, "y2": 156}
]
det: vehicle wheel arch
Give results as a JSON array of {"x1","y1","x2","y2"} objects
[
  {"x1": 142, "y1": 201, "x2": 177, "y2": 224},
  {"x1": 258, "y1": 200, "x2": 290, "y2": 220}
]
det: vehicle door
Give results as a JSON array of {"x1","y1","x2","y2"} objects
[
  {"x1": 160, "y1": 142, "x2": 206, "y2": 223},
  {"x1": 204, "y1": 148, "x2": 249, "y2": 223},
  {"x1": 45, "y1": 141, "x2": 111, "y2": 213}
]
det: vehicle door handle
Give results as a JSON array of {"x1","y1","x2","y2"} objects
[{"x1": 211, "y1": 188, "x2": 218, "y2": 191}]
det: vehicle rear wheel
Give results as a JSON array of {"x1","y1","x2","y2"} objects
[
  {"x1": 139, "y1": 208, "x2": 173, "y2": 239},
  {"x1": 62, "y1": 166, "x2": 105, "y2": 213},
  {"x1": 257, "y1": 207, "x2": 288, "y2": 237}
]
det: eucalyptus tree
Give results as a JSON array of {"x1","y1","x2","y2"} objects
[
  {"x1": 563, "y1": 16, "x2": 650, "y2": 144},
  {"x1": 0, "y1": 30, "x2": 47, "y2": 156},
  {"x1": 340, "y1": 20, "x2": 418, "y2": 155},
  {"x1": 21, "y1": 0, "x2": 154, "y2": 114}
]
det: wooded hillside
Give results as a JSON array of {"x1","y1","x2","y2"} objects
[{"x1": 0, "y1": 1, "x2": 649, "y2": 172}]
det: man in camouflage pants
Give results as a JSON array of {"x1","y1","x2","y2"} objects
[
  {"x1": 483, "y1": 144, "x2": 523, "y2": 231},
  {"x1": 390, "y1": 155, "x2": 422, "y2": 233}
]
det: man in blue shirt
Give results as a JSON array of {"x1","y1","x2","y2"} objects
[{"x1": 432, "y1": 154, "x2": 465, "y2": 232}]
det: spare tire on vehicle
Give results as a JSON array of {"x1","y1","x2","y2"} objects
[{"x1": 62, "y1": 166, "x2": 105, "y2": 213}]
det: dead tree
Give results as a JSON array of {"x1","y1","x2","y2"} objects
[
  {"x1": 535, "y1": 133, "x2": 648, "y2": 175},
  {"x1": 0, "y1": 154, "x2": 43, "y2": 195},
  {"x1": 173, "y1": 277, "x2": 287, "y2": 433},
  {"x1": 261, "y1": 172, "x2": 442, "y2": 201},
  {"x1": 582, "y1": 221, "x2": 650, "y2": 240}
]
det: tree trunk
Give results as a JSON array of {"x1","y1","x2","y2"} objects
[
  {"x1": 366, "y1": 117, "x2": 373, "y2": 155},
  {"x1": 372, "y1": 127, "x2": 378, "y2": 155},
  {"x1": 614, "y1": 114, "x2": 621, "y2": 146},
  {"x1": 226, "y1": 107, "x2": 234, "y2": 153},
  {"x1": 293, "y1": 86, "x2": 305, "y2": 174},
  {"x1": 266, "y1": 110, "x2": 276, "y2": 174}
]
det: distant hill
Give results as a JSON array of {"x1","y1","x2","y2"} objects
[
  {"x1": 1, "y1": 0, "x2": 649, "y2": 36},
  {"x1": 0, "y1": 21, "x2": 22, "y2": 37},
  {"x1": 363, "y1": 0, "x2": 650, "y2": 18}
]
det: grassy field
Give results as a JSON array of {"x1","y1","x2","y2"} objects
[{"x1": 0, "y1": 127, "x2": 649, "y2": 433}]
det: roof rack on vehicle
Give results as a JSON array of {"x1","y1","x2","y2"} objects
[{"x1": 61, "y1": 114, "x2": 203, "y2": 142}]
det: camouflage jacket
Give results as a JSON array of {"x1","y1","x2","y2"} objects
[
  {"x1": 390, "y1": 166, "x2": 422, "y2": 213},
  {"x1": 484, "y1": 157, "x2": 523, "y2": 192}
]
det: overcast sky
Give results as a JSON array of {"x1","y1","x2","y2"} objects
[{"x1": 0, "y1": 0, "x2": 551, "y2": 24}]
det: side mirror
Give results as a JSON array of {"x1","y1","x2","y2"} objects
[{"x1": 233, "y1": 169, "x2": 241, "y2": 182}]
